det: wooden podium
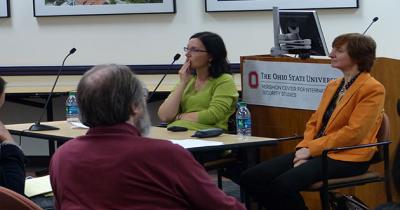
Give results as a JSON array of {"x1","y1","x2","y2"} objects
[{"x1": 240, "y1": 55, "x2": 400, "y2": 209}]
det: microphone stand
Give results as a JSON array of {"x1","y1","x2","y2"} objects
[
  {"x1": 147, "y1": 54, "x2": 181, "y2": 103},
  {"x1": 29, "y1": 48, "x2": 76, "y2": 131},
  {"x1": 362, "y1": 17, "x2": 379, "y2": 35}
]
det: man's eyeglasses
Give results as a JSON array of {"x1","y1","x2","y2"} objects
[{"x1": 183, "y1": 47, "x2": 208, "y2": 53}]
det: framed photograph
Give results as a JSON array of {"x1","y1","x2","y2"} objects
[
  {"x1": 0, "y1": 0, "x2": 10, "y2": 17},
  {"x1": 205, "y1": 0, "x2": 358, "y2": 12},
  {"x1": 33, "y1": 0, "x2": 176, "y2": 17}
]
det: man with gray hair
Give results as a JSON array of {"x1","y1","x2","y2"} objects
[{"x1": 49, "y1": 64, "x2": 245, "y2": 210}]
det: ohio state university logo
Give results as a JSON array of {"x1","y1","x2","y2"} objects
[{"x1": 248, "y1": 71, "x2": 259, "y2": 89}]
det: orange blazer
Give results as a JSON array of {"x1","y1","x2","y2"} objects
[{"x1": 296, "y1": 72, "x2": 385, "y2": 162}]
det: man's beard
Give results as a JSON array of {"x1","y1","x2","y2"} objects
[{"x1": 135, "y1": 106, "x2": 151, "y2": 136}]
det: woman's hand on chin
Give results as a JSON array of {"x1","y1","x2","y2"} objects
[{"x1": 179, "y1": 60, "x2": 192, "y2": 84}]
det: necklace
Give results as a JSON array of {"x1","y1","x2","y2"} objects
[{"x1": 336, "y1": 72, "x2": 361, "y2": 104}]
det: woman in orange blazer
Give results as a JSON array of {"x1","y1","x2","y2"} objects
[{"x1": 240, "y1": 33, "x2": 385, "y2": 210}]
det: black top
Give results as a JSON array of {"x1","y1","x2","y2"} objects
[{"x1": 0, "y1": 143, "x2": 26, "y2": 195}]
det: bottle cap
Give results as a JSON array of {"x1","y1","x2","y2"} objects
[{"x1": 238, "y1": 101, "x2": 246, "y2": 106}]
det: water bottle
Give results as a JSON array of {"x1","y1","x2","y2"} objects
[
  {"x1": 66, "y1": 92, "x2": 79, "y2": 122},
  {"x1": 236, "y1": 101, "x2": 252, "y2": 137}
]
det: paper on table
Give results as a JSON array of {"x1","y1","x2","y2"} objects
[
  {"x1": 69, "y1": 121, "x2": 89, "y2": 129},
  {"x1": 25, "y1": 175, "x2": 52, "y2": 197},
  {"x1": 170, "y1": 139, "x2": 223, "y2": 149}
]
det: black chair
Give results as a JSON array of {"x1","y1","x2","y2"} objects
[
  {"x1": 202, "y1": 113, "x2": 246, "y2": 198},
  {"x1": 306, "y1": 112, "x2": 392, "y2": 210}
]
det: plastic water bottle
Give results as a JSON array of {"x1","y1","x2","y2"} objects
[
  {"x1": 66, "y1": 92, "x2": 79, "y2": 122},
  {"x1": 236, "y1": 101, "x2": 252, "y2": 137}
]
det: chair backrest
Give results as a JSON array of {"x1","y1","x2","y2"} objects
[
  {"x1": 371, "y1": 112, "x2": 390, "y2": 163},
  {"x1": 0, "y1": 187, "x2": 43, "y2": 210},
  {"x1": 377, "y1": 112, "x2": 390, "y2": 142},
  {"x1": 227, "y1": 112, "x2": 237, "y2": 134},
  {"x1": 397, "y1": 99, "x2": 399, "y2": 116}
]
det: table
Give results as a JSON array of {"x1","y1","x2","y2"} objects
[
  {"x1": 6, "y1": 121, "x2": 276, "y2": 154},
  {"x1": 3, "y1": 74, "x2": 242, "y2": 120},
  {"x1": 3, "y1": 74, "x2": 242, "y2": 94},
  {"x1": 3, "y1": 75, "x2": 186, "y2": 122},
  {"x1": 7, "y1": 121, "x2": 282, "y2": 186},
  {"x1": 4, "y1": 75, "x2": 176, "y2": 94}
]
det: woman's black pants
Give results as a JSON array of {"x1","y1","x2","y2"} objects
[{"x1": 240, "y1": 152, "x2": 369, "y2": 210}]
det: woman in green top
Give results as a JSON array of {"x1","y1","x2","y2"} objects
[{"x1": 158, "y1": 31, "x2": 238, "y2": 131}]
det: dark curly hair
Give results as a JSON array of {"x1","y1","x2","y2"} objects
[{"x1": 190, "y1": 31, "x2": 231, "y2": 78}]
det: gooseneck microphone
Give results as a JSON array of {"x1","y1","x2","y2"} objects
[
  {"x1": 362, "y1": 17, "x2": 379, "y2": 35},
  {"x1": 147, "y1": 53, "x2": 181, "y2": 103},
  {"x1": 29, "y1": 48, "x2": 77, "y2": 131}
]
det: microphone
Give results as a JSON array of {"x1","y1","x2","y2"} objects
[
  {"x1": 29, "y1": 48, "x2": 77, "y2": 131},
  {"x1": 362, "y1": 17, "x2": 379, "y2": 35},
  {"x1": 147, "y1": 53, "x2": 181, "y2": 103}
]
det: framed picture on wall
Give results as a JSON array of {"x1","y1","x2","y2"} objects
[
  {"x1": 33, "y1": 0, "x2": 176, "y2": 17},
  {"x1": 0, "y1": 0, "x2": 10, "y2": 17},
  {"x1": 205, "y1": 0, "x2": 358, "y2": 12}
]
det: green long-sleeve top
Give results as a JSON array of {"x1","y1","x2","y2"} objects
[{"x1": 167, "y1": 73, "x2": 239, "y2": 131}]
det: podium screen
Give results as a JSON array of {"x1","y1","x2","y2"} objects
[{"x1": 279, "y1": 10, "x2": 329, "y2": 56}]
